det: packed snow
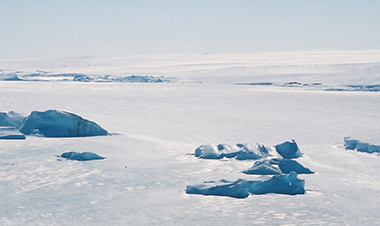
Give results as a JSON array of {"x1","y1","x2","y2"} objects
[{"x1": 1, "y1": 51, "x2": 380, "y2": 225}]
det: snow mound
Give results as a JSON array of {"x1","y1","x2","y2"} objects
[
  {"x1": 0, "y1": 126, "x2": 26, "y2": 139},
  {"x1": 243, "y1": 160, "x2": 282, "y2": 175},
  {"x1": 0, "y1": 111, "x2": 25, "y2": 129},
  {"x1": 19, "y1": 110, "x2": 109, "y2": 137},
  {"x1": 277, "y1": 159, "x2": 314, "y2": 174},
  {"x1": 60, "y1": 151, "x2": 105, "y2": 161},
  {"x1": 186, "y1": 172, "x2": 305, "y2": 198},
  {"x1": 186, "y1": 179, "x2": 249, "y2": 199},
  {"x1": 344, "y1": 137, "x2": 380, "y2": 153},
  {"x1": 195, "y1": 143, "x2": 269, "y2": 160},
  {"x1": 248, "y1": 171, "x2": 305, "y2": 195},
  {"x1": 274, "y1": 139, "x2": 302, "y2": 159}
]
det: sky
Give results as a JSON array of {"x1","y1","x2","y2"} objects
[{"x1": 1, "y1": 0, "x2": 380, "y2": 59}]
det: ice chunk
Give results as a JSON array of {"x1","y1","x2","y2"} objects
[
  {"x1": 344, "y1": 137, "x2": 358, "y2": 150},
  {"x1": 0, "y1": 126, "x2": 26, "y2": 139},
  {"x1": 248, "y1": 171, "x2": 305, "y2": 195},
  {"x1": 194, "y1": 145, "x2": 223, "y2": 159},
  {"x1": 356, "y1": 141, "x2": 369, "y2": 153},
  {"x1": 235, "y1": 143, "x2": 269, "y2": 160},
  {"x1": 0, "y1": 111, "x2": 25, "y2": 129},
  {"x1": 19, "y1": 110, "x2": 109, "y2": 137},
  {"x1": 368, "y1": 144, "x2": 380, "y2": 153},
  {"x1": 243, "y1": 160, "x2": 282, "y2": 175},
  {"x1": 186, "y1": 179, "x2": 249, "y2": 198},
  {"x1": 274, "y1": 139, "x2": 302, "y2": 159},
  {"x1": 278, "y1": 159, "x2": 314, "y2": 174},
  {"x1": 60, "y1": 151, "x2": 105, "y2": 161}
]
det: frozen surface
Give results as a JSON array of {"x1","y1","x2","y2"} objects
[
  {"x1": 0, "y1": 126, "x2": 26, "y2": 140},
  {"x1": 59, "y1": 151, "x2": 105, "y2": 161},
  {"x1": 1, "y1": 52, "x2": 380, "y2": 225},
  {"x1": 19, "y1": 110, "x2": 109, "y2": 137}
]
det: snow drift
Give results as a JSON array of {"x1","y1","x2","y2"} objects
[{"x1": 19, "y1": 110, "x2": 109, "y2": 137}]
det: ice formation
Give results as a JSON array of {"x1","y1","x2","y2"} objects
[
  {"x1": 19, "y1": 110, "x2": 109, "y2": 137},
  {"x1": 247, "y1": 171, "x2": 305, "y2": 195},
  {"x1": 243, "y1": 160, "x2": 282, "y2": 175},
  {"x1": 0, "y1": 126, "x2": 26, "y2": 139},
  {"x1": 60, "y1": 151, "x2": 105, "y2": 161},
  {"x1": 0, "y1": 111, "x2": 25, "y2": 129},
  {"x1": 195, "y1": 143, "x2": 269, "y2": 160},
  {"x1": 186, "y1": 172, "x2": 305, "y2": 198},
  {"x1": 186, "y1": 179, "x2": 249, "y2": 198},
  {"x1": 277, "y1": 159, "x2": 314, "y2": 174},
  {"x1": 344, "y1": 137, "x2": 380, "y2": 153},
  {"x1": 274, "y1": 139, "x2": 302, "y2": 159}
]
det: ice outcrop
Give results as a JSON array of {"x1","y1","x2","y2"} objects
[
  {"x1": 247, "y1": 171, "x2": 305, "y2": 195},
  {"x1": 277, "y1": 159, "x2": 314, "y2": 174},
  {"x1": 186, "y1": 172, "x2": 305, "y2": 198},
  {"x1": 59, "y1": 151, "x2": 105, "y2": 161},
  {"x1": 0, "y1": 111, "x2": 25, "y2": 129},
  {"x1": 243, "y1": 160, "x2": 282, "y2": 175},
  {"x1": 344, "y1": 137, "x2": 380, "y2": 153},
  {"x1": 186, "y1": 179, "x2": 249, "y2": 198},
  {"x1": 0, "y1": 126, "x2": 26, "y2": 139},
  {"x1": 19, "y1": 110, "x2": 109, "y2": 137},
  {"x1": 274, "y1": 140, "x2": 302, "y2": 159},
  {"x1": 194, "y1": 143, "x2": 269, "y2": 160}
]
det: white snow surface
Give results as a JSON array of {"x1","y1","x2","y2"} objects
[{"x1": 1, "y1": 51, "x2": 380, "y2": 225}]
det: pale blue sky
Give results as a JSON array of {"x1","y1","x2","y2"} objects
[{"x1": 1, "y1": 0, "x2": 379, "y2": 58}]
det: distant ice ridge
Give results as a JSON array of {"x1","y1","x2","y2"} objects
[
  {"x1": 58, "y1": 151, "x2": 105, "y2": 161},
  {"x1": 19, "y1": 110, "x2": 109, "y2": 137},
  {"x1": 186, "y1": 172, "x2": 305, "y2": 198},
  {"x1": 0, "y1": 72, "x2": 172, "y2": 83},
  {"x1": 344, "y1": 137, "x2": 380, "y2": 153}
]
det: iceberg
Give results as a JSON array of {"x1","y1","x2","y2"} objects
[
  {"x1": 0, "y1": 126, "x2": 26, "y2": 139},
  {"x1": 195, "y1": 143, "x2": 269, "y2": 160},
  {"x1": 0, "y1": 111, "x2": 25, "y2": 129},
  {"x1": 344, "y1": 137, "x2": 380, "y2": 153},
  {"x1": 60, "y1": 151, "x2": 105, "y2": 161},
  {"x1": 19, "y1": 110, "x2": 109, "y2": 137},
  {"x1": 248, "y1": 171, "x2": 305, "y2": 195},
  {"x1": 186, "y1": 179, "x2": 249, "y2": 198},
  {"x1": 186, "y1": 172, "x2": 306, "y2": 198},
  {"x1": 278, "y1": 159, "x2": 314, "y2": 174},
  {"x1": 344, "y1": 137, "x2": 358, "y2": 150},
  {"x1": 274, "y1": 139, "x2": 302, "y2": 159},
  {"x1": 243, "y1": 160, "x2": 282, "y2": 175},
  {"x1": 195, "y1": 145, "x2": 223, "y2": 159}
]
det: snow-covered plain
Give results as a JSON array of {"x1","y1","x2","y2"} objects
[{"x1": 1, "y1": 51, "x2": 380, "y2": 225}]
